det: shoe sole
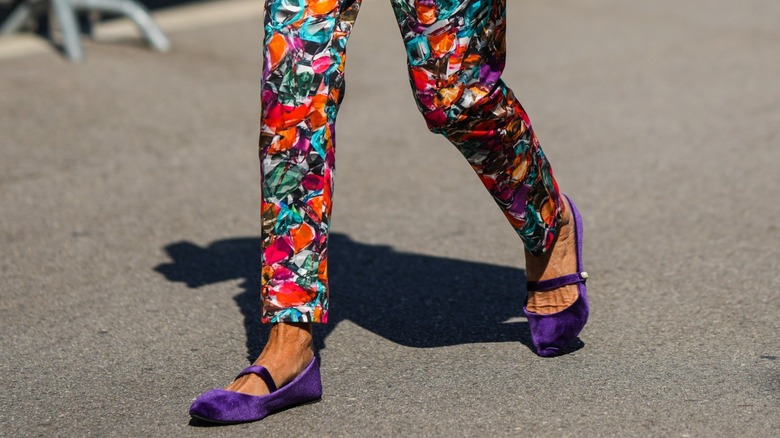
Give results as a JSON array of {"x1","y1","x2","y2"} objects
[{"x1": 190, "y1": 397, "x2": 322, "y2": 425}]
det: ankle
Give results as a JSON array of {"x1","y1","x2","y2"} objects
[
  {"x1": 525, "y1": 198, "x2": 575, "y2": 282},
  {"x1": 266, "y1": 322, "x2": 313, "y2": 351},
  {"x1": 254, "y1": 323, "x2": 314, "y2": 376}
]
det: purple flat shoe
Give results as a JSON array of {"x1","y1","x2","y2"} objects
[
  {"x1": 189, "y1": 356, "x2": 322, "y2": 424},
  {"x1": 523, "y1": 194, "x2": 589, "y2": 357}
]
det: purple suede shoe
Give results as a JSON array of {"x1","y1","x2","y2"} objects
[
  {"x1": 189, "y1": 356, "x2": 322, "y2": 424},
  {"x1": 523, "y1": 194, "x2": 589, "y2": 357}
]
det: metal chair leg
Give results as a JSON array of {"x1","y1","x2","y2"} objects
[
  {"x1": 68, "y1": 0, "x2": 170, "y2": 52},
  {"x1": 0, "y1": 0, "x2": 37, "y2": 34},
  {"x1": 51, "y1": 0, "x2": 83, "y2": 61},
  {"x1": 0, "y1": 0, "x2": 170, "y2": 60}
]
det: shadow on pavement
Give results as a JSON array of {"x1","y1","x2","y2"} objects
[{"x1": 155, "y1": 233, "x2": 580, "y2": 361}]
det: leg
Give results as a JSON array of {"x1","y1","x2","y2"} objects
[
  {"x1": 261, "y1": 0, "x2": 361, "y2": 325},
  {"x1": 390, "y1": 0, "x2": 577, "y2": 313},
  {"x1": 229, "y1": 0, "x2": 362, "y2": 396}
]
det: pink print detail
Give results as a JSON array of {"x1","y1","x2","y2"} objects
[{"x1": 264, "y1": 237, "x2": 293, "y2": 265}]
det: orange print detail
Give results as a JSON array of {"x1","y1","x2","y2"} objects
[
  {"x1": 308, "y1": 195, "x2": 324, "y2": 220},
  {"x1": 267, "y1": 33, "x2": 288, "y2": 71},
  {"x1": 410, "y1": 67, "x2": 432, "y2": 91},
  {"x1": 505, "y1": 117, "x2": 527, "y2": 140},
  {"x1": 290, "y1": 223, "x2": 316, "y2": 252},
  {"x1": 317, "y1": 255, "x2": 328, "y2": 282},
  {"x1": 434, "y1": 84, "x2": 464, "y2": 109},
  {"x1": 541, "y1": 198, "x2": 556, "y2": 223},
  {"x1": 428, "y1": 32, "x2": 455, "y2": 57},
  {"x1": 264, "y1": 103, "x2": 310, "y2": 131},
  {"x1": 268, "y1": 127, "x2": 298, "y2": 154},
  {"x1": 307, "y1": 0, "x2": 338, "y2": 15},
  {"x1": 511, "y1": 158, "x2": 529, "y2": 182},
  {"x1": 261, "y1": 202, "x2": 281, "y2": 232},
  {"x1": 463, "y1": 53, "x2": 482, "y2": 65},
  {"x1": 274, "y1": 283, "x2": 315, "y2": 307},
  {"x1": 281, "y1": 104, "x2": 309, "y2": 129},
  {"x1": 416, "y1": 3, "x2": 437, "y2": 25},
  {"x1": 321, "y1": 185, "x2": 331, "y2": 215},
  {"x1": 308, "y1": 94, "x2": 329, "y2": 129},
  {"x1": 329, "y1": 86, "x2": 341, "y2": 105},
  {"x1": 447, "y1": 45, "x2": 467, "y2": 71},
  {"x1": 466, "y1": 84, "x2": 490, "y2": 104}
]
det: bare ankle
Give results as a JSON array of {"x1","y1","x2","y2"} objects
[
  {"x1": 257, "y1": 323, "x2": 314, "y2": 364},
  {"x1": 269, "y1": 321, "x2": 312, "y2": 346}
]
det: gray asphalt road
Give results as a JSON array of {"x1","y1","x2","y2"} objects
[{"x1": 1, "y1": 0, "x2": 778, "y2": 436}]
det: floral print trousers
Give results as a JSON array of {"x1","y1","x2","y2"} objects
[{"x1": 260, "y1": 0, "x2": 563, "y2": 323}]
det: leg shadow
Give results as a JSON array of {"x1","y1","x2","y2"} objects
[{"x1": 155, "y1": 233, "x2": 582, "y2": 361}]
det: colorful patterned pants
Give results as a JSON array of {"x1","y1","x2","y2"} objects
[{"x1": 260, "y1": 0, "x2": 563, "y2": 323}]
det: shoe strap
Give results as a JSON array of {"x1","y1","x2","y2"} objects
[
  {"x1": 236, "y1": 365, "x2": 278, "y2": 393},
  {"x1": 527, "y1": 272, "x2": 588, "y2": 292}
]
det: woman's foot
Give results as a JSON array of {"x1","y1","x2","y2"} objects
[
  {"x1": 524, "y1": 196, "x2": 579, "y2": 315},
  {"x1": 225, "y1": 322, "x2": 314, "y2": 396}
]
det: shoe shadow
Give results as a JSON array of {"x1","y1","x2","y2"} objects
[{"x1": 154, "y1": 233, "x2": 581, "y2": 360}]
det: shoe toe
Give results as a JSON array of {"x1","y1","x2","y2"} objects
[
  {"x1": 189, "y1": 389, "x2": 265, "y2": 424},
  {"x1": 524, "y1": 289, "x2": 589, "y2": 357},
  {"x1": 535, "y1": 346, "x2": 563, "y2": 357}
]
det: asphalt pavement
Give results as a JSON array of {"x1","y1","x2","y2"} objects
[{"x1": 1, "y1": 0, "x2": 778, "y2": 436}]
